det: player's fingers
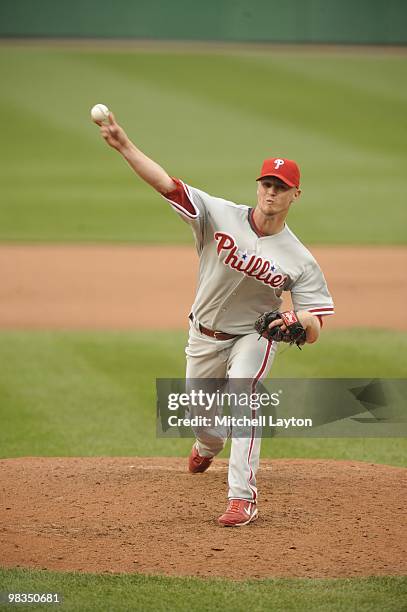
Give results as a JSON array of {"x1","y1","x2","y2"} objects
[
  {"x1": 268, "y1": 318, "x2": 283, "y2": 329},
  {"x1": 108, "y1": 112, "x2": 116, "y2": 125}
]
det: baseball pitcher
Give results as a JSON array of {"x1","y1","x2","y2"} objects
[{"x1": 96, "y1": 113, "x2": 334, "y2": 527}]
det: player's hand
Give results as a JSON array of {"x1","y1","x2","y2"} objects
[
  {"x1": 267, "y1": 316, "x2": 285, "y2": 332},
  {"x1": 267, "y1": 310, "x2": 312, "y2": 331},
  {"x1": 97, "y1": 112, "x2": 131, "y2": 153},
  {"x1": 267, "y1": 310, "x2": 320, "y2": 344}
]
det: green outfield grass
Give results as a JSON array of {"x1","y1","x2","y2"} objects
[
  {"x1": 0, "y1": 570, "x2": 406, "y2": 612},
  {"x1": 0, "y1": 43, "x2": 406, "y2": 244},
  {"x1": 0, "y1": 329, "x2": 406, "y2": 464}
]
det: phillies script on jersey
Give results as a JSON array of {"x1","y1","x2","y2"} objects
[{"x1": 214, "y1": 232, "x2": 286, "y2": 288}]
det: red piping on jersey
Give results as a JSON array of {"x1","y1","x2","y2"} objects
[
  {"x1": 309, "y1": 308, "x2": 334, "y2": 326},
  {"x1": 248, "y1": 208, "x2": 268, "y2": 238},
  {"x1": 308, "y1": 307, "x2": 334, "y2": 314}
]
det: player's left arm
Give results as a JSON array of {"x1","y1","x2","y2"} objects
[
  {"x1": 295, "y1": 311, "x2": 321, "y2": 344},
  {"x1": 286, "y1": 258, "x2": 334, "y2": 344}
]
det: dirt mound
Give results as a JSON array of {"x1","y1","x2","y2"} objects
[{"x1": 0, "y1": 457, "x2": 405, "y2": 579}]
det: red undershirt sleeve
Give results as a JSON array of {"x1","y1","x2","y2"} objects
[{"x1": 161, "y1": 177, "x2": 196, "y2": 216}]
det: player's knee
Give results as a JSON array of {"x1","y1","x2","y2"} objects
[{"x1": 196, "y1": 433, "x2": 226, "y2": 454}]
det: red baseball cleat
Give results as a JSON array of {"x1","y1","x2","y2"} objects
[
  {"x1": 218, "y1": 499, "x2": 258, "y2": 527},
  {"x1": 188, "y1": 444, "x2": 214, "y2": 474}
]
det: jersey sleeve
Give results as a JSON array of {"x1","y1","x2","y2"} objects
[
  {"x1": 160, "y1": 178, "x2": 200, "y2": 220},
  {"x1": 290, "y1": 259, "x2": 334, "y2": 318},
  {"x1": 159, "y1": 178, "x2": 212, "y2": 251}
]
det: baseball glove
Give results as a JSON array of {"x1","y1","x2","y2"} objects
[{"x1": 254, "y1": 310, "x2": 306, "y2": 349}]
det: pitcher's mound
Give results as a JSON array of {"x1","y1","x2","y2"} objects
[{"x1": 0, "y1": 457, "x2": 405, "y2": 579}]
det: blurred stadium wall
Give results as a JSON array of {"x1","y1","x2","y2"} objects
[{"x1": 0, "y1": 0, "x2": 406, "y2": 45}]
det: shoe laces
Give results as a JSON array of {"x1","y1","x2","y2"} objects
[{"x1": 228, "y1": 499, "x2": 246, "y2": 513}]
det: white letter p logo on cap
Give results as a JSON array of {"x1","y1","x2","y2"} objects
[{"x1": 274, "y1": 158, "x2": 285, "y2": 169}]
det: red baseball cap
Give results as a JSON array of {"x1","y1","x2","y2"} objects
[{"x1": 256, "y1": 158, "x2": 300, "y2": 188}]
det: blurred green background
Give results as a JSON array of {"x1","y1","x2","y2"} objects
[
  {"x1": 1, "y1": 44, "x2": 406, "y2": 244},
  {"x1": 1, "y1": 0, "x2": 406, "y2": 43}
]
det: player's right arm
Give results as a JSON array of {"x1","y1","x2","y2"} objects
[{"x1": 97, "y1": 113, "x2": 176, "y2": 194}]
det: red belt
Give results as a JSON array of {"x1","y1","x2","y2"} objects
[{"x1": 189, "y1": 313, "x2": 238, "y2": 341}]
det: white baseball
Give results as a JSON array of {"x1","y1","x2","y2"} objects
[{"x1": 90, "y1": 103, "x2": 110, "y2": 123}]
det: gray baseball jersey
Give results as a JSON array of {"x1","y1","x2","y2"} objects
[{"x1": 163, "y1": 179, "x2": 334, "y2": 333}]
